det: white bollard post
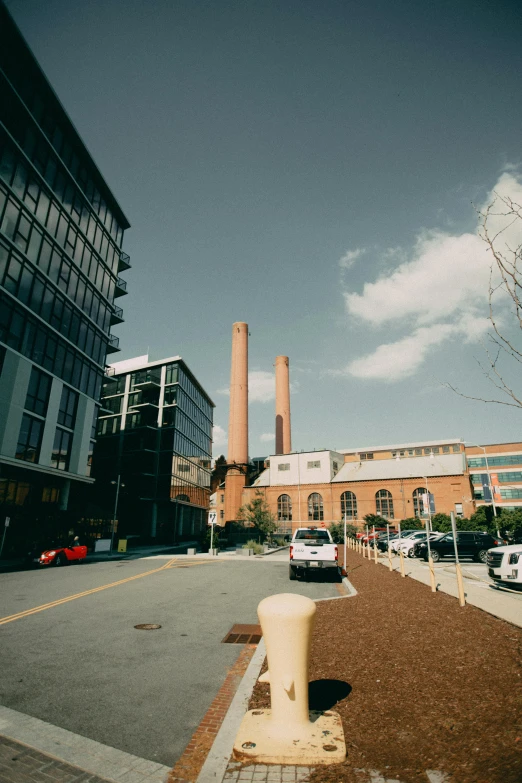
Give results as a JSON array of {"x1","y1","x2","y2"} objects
[{"x1": 233, "y1": 593, "x2": 346, "y2": 764}]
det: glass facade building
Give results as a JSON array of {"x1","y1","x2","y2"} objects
[
  {"x1": 92, "y1": 356, "x2": 214, "y2": 543},
  {"x1": 0, "y1": 3, "x2": 130, "y2": 551}
]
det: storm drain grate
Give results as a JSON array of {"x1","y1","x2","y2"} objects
[{"x1": 222, "y1": 624, "x2": 262, "y2": 644}]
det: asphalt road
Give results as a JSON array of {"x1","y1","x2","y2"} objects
[{"x1": 0, "y1": 553, "x2": 340, "y2": 767}]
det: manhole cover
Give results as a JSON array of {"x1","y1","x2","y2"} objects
[
  {"x1": 222, "y1": 624, "x2": 262, "y2": 644},
  {"x1": 134, "y1": 624, "x2": 162, "y2": 630}
]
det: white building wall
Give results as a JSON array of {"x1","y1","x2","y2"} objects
[{"x1": 269, "y1": 451, "x2": 344, "y2": 486}]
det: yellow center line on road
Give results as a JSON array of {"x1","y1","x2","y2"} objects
[{"x1": 0, "y1": 557, "x2": 220, "y2": 626}]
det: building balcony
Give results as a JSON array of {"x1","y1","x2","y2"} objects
[
  {"x1": 114, "y1": 276, "x2": 128, "y2": 297},
  {"x1": 132, "y1": 371, "x2": 162, "y2": 390},
  {"x1": 106, "y1": 334, "x2": 120, "y2": 354},
  {"x1": 127, "y1": 400, "x2": 159, "y2": 410},
  {"x1": 118, "y1": 252, "x2": 131, "y2": 273},
  {"x1": 110, "y1": 305, "x2": 124, "y2": 326}
]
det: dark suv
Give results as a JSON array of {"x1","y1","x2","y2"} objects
[{"x1": 420, "y1": 531, "x2": 503, "y2": 563}]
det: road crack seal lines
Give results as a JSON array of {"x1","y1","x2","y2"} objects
[{"x1": 0, "y1": 557, "x2": 213, "y2": 626}]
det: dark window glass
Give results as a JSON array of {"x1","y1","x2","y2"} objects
[
  {"x1": 25, "y1": 366, "x2": 51, "y2": 416},
  {"x1": 340, "y1": 491, "x2": 357, "y2": 520},
  {"x1": 376, "y1": 489, "x2": 394, "y2": 519},
  {"x1": 51, "y1": 427, "x2": 71, "y2": 471},
  {"x1": 16, "y1": 414, "x2": 43, "y2": 463},
  {"x1": 307, "y1": 493, "x2": 323, "y2": 521},
  {"x1": 2, "y1": 198, "x2": 19, "y2": 240},
  {"x1": 58, "y1": 385, "x2": 78, "y2": 429},
  {"x1": 277, "y1": 494, "x2": 292, "y2": 521}
]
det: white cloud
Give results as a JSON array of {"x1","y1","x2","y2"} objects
[
  {"x1": 260, "y1": 432, "x2": 274, "y2": 442},
  {"x1": 217, "y1": 370, "x2": 278, "y2": 403},
  {"x1": 339, "y1": 172, "x2": 522, "y2": 381},
  {"x1": 249, "y1": 371, "x2": 275, "y2": 402},
  {"x1": 339, "y1": 247, "x2": 366, "y2": 269},
  {"x1": 212, "y1": 424, "x2": 227, "y2": 447}
]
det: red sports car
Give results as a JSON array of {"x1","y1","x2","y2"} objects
[{"x1": 33, "y1": 542, "x2": 88, "y2": 566}]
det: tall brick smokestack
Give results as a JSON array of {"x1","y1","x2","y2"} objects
[
  {"x1": 275, "y1": 355, "x2": 291, "y2": 455},
  {"x1": 225, "y1": 322, "x2": 248, "y2": 521}
]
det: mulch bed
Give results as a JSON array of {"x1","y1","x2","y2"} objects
[{"x1": 249, "y1": 551, "x2": 522, "y2": 783}]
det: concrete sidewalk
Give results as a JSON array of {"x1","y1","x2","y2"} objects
[
  {"x1": 0, "y1": 542, "x2": 199, "y2": 572},
  {"x1": 376, "y1": 551, "x2": 522, "y2": 628}
]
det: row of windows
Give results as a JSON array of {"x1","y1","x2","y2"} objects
[
  {"x1": 176, "y1": 366, "x2": 213, "y2": 420},
  {"x1": 0, "y1": 75, "x2": 124, "y2": 249},
  {"x1": 0, "y1": 184, "x2": 115, "y2": 331},
  {"x1": 172, "y1": 456, "x2": 211, "y2": 488},
  {"x1": 475, "y1": 488, "x2": 522, "y2": 500},
  {"x1": 0, "y1": 143, "x2": 121, "y2": 300},
  {"x1": 467, "y1": 455, "x2": 522, "y2": 469},
  {"x1": 130, "y1": 367, "x2": 161, "y2": 388},
  {"x1": 172, "y1": 430, "x2": 211, "y2": 460},
  {"x1": 26, "y1": 365, "x2": 51, "y2": 416},
  {"x1": 274, "y1": 488, "x2": 433, "y2": 522},
  {"x1": 0, "y1": 477, "x2": 60, "y2": 506},
  {"x1": 15, "y1": 372, "x2": 77, "y2": 470},
  {"x1": 102, "y1": 374, "x2": 126, "y2": 396},
  {"x1": 0, "y1": 239, "x2": 109, "y2": 365},
  {"x1": 173, "y1": 385, "x2": 212, "y2": 437},
  {"x1": 471, "y1": 472, "x2": 522, "y2": 485},
  {"x1": 391, "y1": 445, "x2": 461, "y2": 458},
  {"x1": 97, "y1": 415, "x2": 121, "y2": 436},
  {"x1": 169, "y1": 479, "x2": 209, "y2": 508},
  {"x1": 170, "y1": 407, "x2": 211, "y2": 453},
  {"x1": 1, "y1": 292, "x2": 102, "y2": 399}
]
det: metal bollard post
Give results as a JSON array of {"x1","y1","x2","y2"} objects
[{"x1": 233, "y1": 593, "x2": 346, "y2": 764}]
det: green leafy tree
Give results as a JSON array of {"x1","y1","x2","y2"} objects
[
  {"x1": 400, "y1": 517, "x2": 424, "y2": 530},
  {"x1": 430, "y1": 513, "x2": 452, "y2": 532},
  {"x1": 329, "y1": 521, "x2": 358, "y2": 543},
  {"x1": 237, "y1": 490, "x2": 277, "y2": 542},
  {"x1": 362, "y1": 513, "x2": 389, "y2": 528}
]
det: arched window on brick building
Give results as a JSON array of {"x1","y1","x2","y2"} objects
[
  {"x1": 412, "y1": 487, "x2": 428, "y2": 518},
  {"x1": 308, "y1": 492, "x2": 323, "y2": 521},
  {"x1": 375, "y1": 489, "x2": 394, "y2": 519},
  {"x1": 277, "y1": 494, "x2": 292, "y2": 521},
  {"x1": 340, "y1": 491, "x2": 357, "y2": 520}
]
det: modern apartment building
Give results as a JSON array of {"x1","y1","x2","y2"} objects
[
  {"x1": 0, "y1": 3, "x2": 130, "y2": 551},
  {"x1": 92, "y1": 355, "x2": 214, "y2": 544},
  {"x1": 467, "y1": 442, "x2": 522, "y2": 512}
]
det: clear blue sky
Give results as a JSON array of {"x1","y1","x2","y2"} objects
[{"x1": 8, "y1": 0, "x2": 522, "y2": 456}]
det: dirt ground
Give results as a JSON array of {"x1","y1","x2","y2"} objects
[{"x1": 249, "y1": 550, "x2": 522, "y2": 783}]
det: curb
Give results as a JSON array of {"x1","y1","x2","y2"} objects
[{"x1": 196, "y1": 641, "x2": 267, "y2": 783}]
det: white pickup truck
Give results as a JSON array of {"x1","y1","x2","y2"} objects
[{"x1": 289, "y1": 527, "x2": 339, "y2": 580}]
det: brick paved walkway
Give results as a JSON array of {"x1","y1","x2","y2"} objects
[
  {"x1": 167, "y1": 645, "x2": 258, "y2": 783},
  {"x1": 0, "y1": 736, "x2": 112, "y2": 783},
  {"x1": 223, "y1": 762, "x2": 311, "y2": 782}
]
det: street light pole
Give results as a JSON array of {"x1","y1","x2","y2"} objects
[
  {"x1": 110, "y1": 475, "x2": 123, "y2": 554},
  {"x1": 469, "y1": 443, "x2": 500, "y2": 537}
]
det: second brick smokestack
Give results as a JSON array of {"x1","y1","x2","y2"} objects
[
  {"x1": 275, "y1": 355, "x2": 291, "y2": 455},
  {"x1": 228, "y1": 322, "x2": 249, "y2": 465}
]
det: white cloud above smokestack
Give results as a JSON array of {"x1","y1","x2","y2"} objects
[{"x1": 335, "y1": 171, "x2": 522, "y2": 381}]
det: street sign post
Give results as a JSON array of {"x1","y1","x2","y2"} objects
[
  {"x1": 0, "y1": 516, "x2": 10, "y2": 558},
  {"x1": 451, "y1": 511, "x2": 466, "y2": 607},
  {"x1": 208, "y1": 511, "x2": 217, "y2": 555}
]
